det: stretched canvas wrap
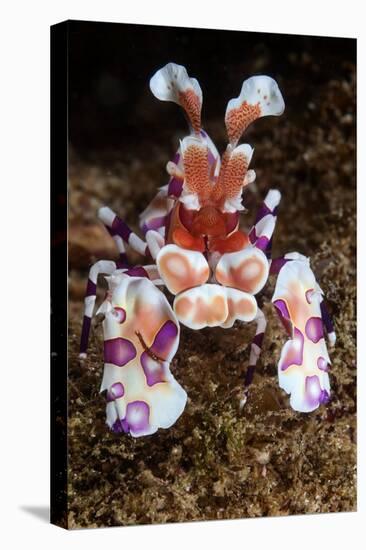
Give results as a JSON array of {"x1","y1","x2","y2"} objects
[{"x1": 51, "y1": 20, "x2": 357, "y2": 529}]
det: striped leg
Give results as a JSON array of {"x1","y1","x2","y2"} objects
[
  {"x1": 249, "y1": 189, "x2": 281, "y2": 258},
  {"x1": 320, "y1": 296, "x2": 336, "y2": 347},
  {"x1": 269, "y1": 251, "x2": 307, "y2": 275},
  {"x1": 240, "y1": 308, "x2": 267, "y2": 409},
  {"x1": 79, "y1": 260, "x2": 117, "y2": 357},
  {"x1": 145, "y1": 230, "x2": 165, "y2": 261},
  {"x1": 104, "y1": 203, "x2": 165, "y2": 284},
  {"x1": 98, "y1": 206, "x2": 148, "y2": 257},
  {"x1": 95, "y1": 208, "x2": 129, "y2": 267},
  {"x1": 139, "y1": 183, "x2": 175, "y2": 235},
  {"x1": 108, "y1": 233, "x2": 128, "y2": 267},
  {"x1": 125, "y1": 264, "x2": 165, "y2": 286}
]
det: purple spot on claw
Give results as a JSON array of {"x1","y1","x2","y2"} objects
[
  {"x1": 305, "y1": 289, "x2": 314, "y2": 304},
  {"x1": 141, "y1": 353, "x2": 167, "y2": 386},
  {"x1": 305, "y1": 375, "x2": 323, "y2": 407},
  {"x1": 123, "y1": 401, "x2": 150, "y2": 435},
  {"x1": 305, "y1": 317, "x2": 324, "y2": 343},
  {"x1": 140, "y1": 321, "x2": 178, "y2": 386},
  {"x1": 104, "y1": 337, "x2": 136, "y2": 367},
  {"x1": 107, "y1": 382, "x2": 125, "y2": 402},
  {"x1": 150, "y1": 320, "x2": 178, "y2": 358},
  {"x1": 317, "y1": 356, "x2": 329, "y2": 371},
  {"x1": 274, "y1": 299, "x2": 290, "y2": 320},
  {"x1": 281, "y1": 328, "x2": 304, "y2": 371}
]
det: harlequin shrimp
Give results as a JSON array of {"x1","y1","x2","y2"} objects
[{"x1": 79, "y1": 63, "x2": 336, "y2": 437}]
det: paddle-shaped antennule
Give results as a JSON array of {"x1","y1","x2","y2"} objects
[
  {"x1": 180, "y1": 136, "x2": 211, "y2": 210},
  {"x1": 150, "y1": 62, "x2": 203, "y2": 134},
  {"x1": 211, "y1": 143, "x2": 255, "y2": 212},
  {"x1": 225, "y1": 75, "x2": 285, "y2": 146}
]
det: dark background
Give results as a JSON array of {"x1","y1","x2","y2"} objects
[{"x1": 68, "y1": 21, "x2": 356, "y2": 153}]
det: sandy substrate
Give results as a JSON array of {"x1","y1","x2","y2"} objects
[{"x1": 66, "y1": 59, "x2": 356, "y2": 529}]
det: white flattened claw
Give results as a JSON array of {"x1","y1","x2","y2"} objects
[
  {"x1": 145, "y1": 229, "x2": 165, "y2": 260},
  {"x1": 101, "y1": 276, "x2": 187, "y2": 437},
  {"x1": 139, "y1": 184, "x2": 174, "y2": 235},
  {"x1": 215, "y1": 246, "x2": 269, "y2": 295},
  {"x1": 156, "y1": 244, "x2": 210, "y2": 295},
  {"x1": 225, "y1": 75, "x2": 285, "y2": 145},
  {"x1": 272, "y1": 259, "x2": 331, "y2": 413}
]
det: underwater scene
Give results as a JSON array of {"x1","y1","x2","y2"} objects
[{"x1": 66, "y1": 21, "x2": 356, "y2": 528}]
